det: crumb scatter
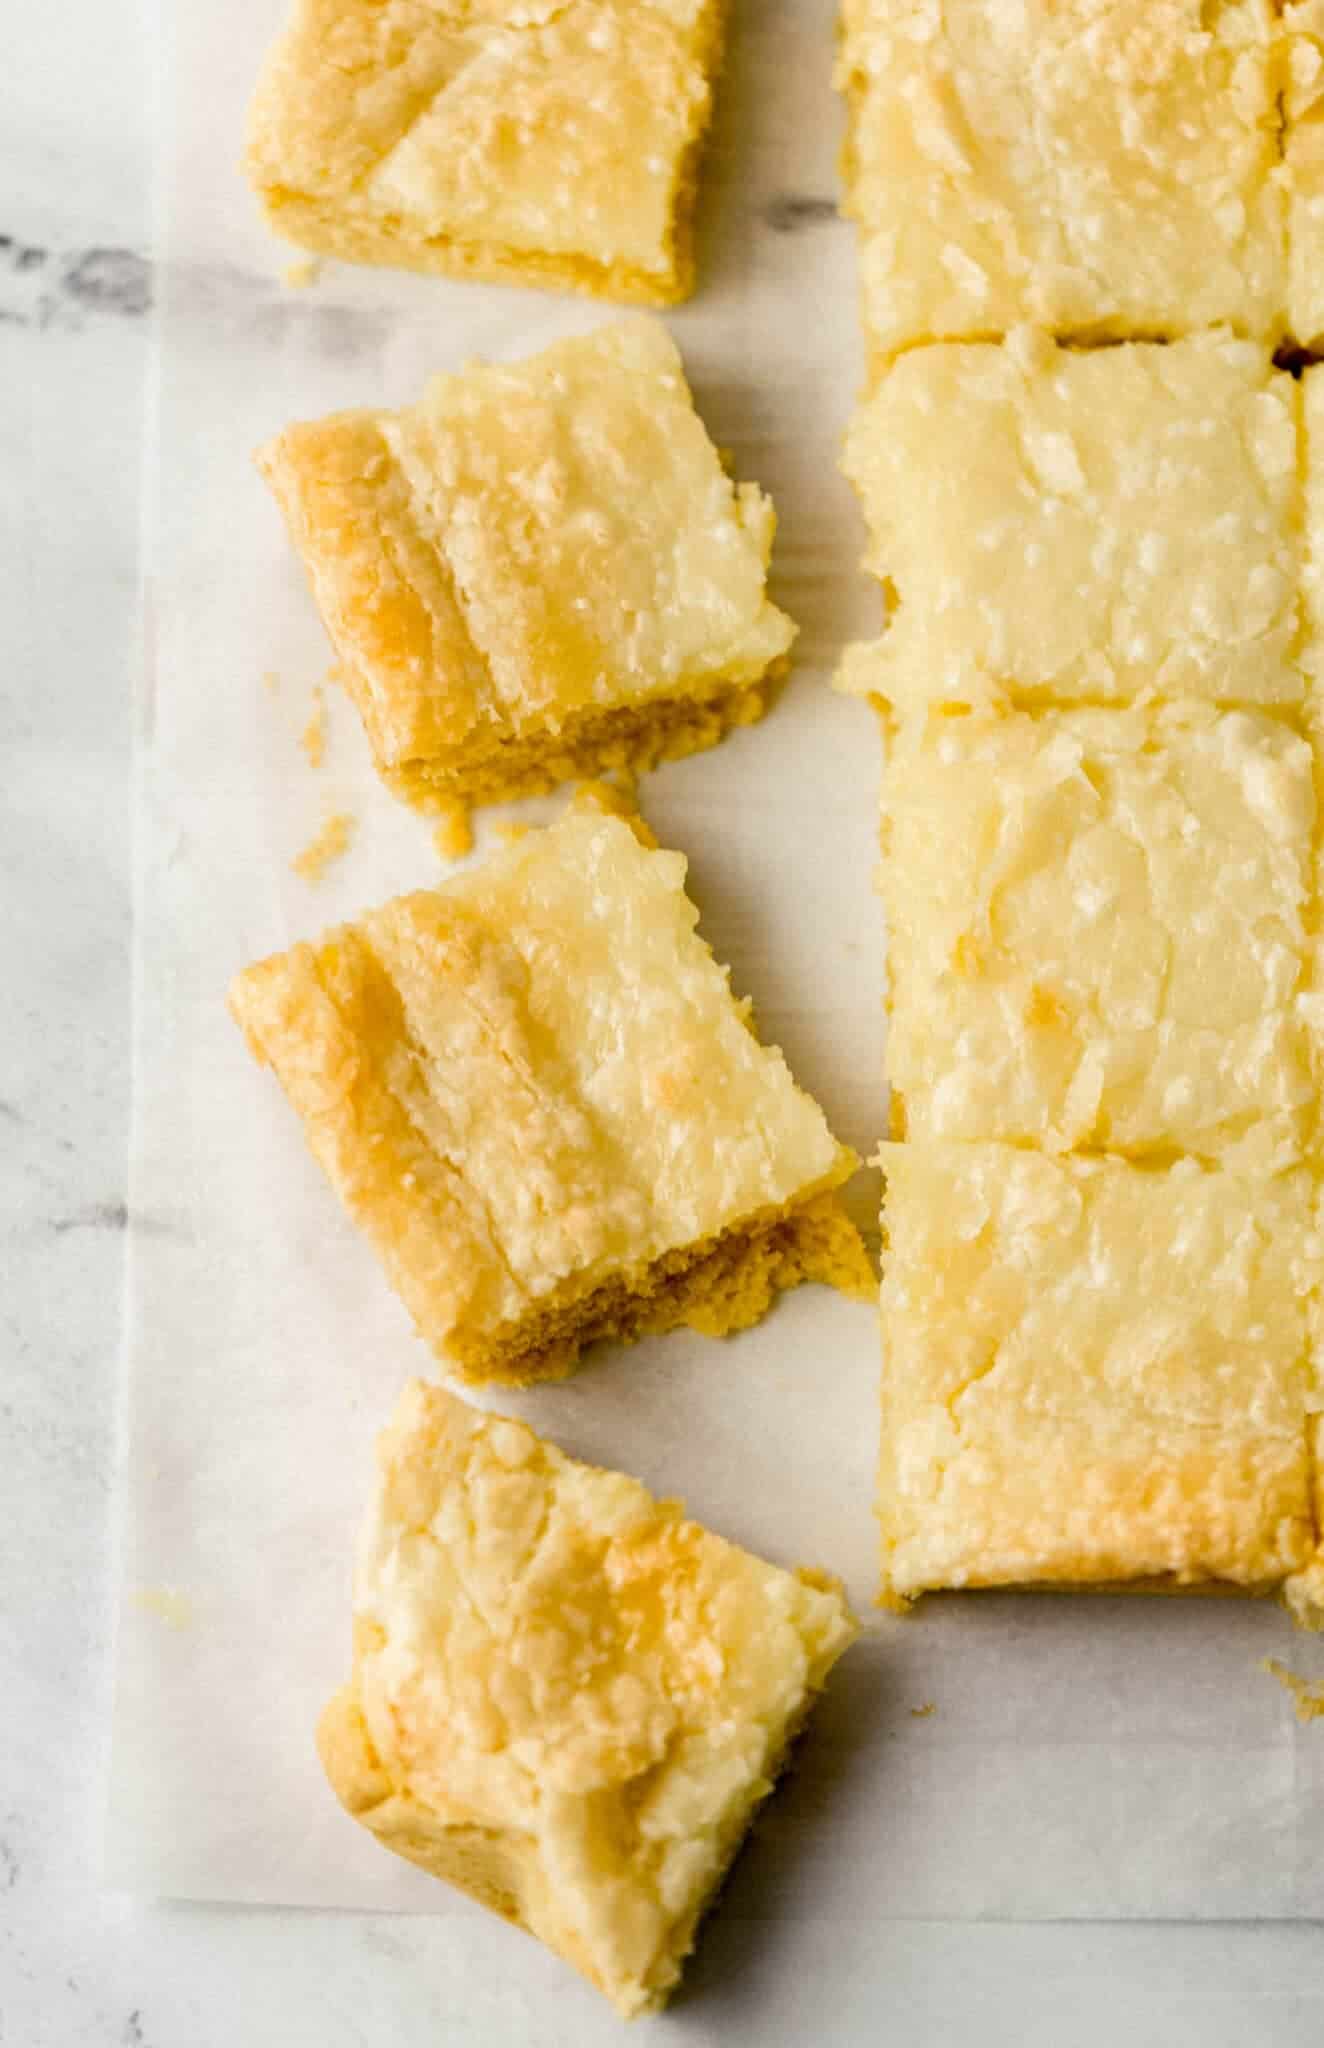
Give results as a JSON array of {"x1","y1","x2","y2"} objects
[
  {"x1": 433, "y1": 798, "x2": 474, "y2": 861},
  {"x1": 294, "y1": 811, "x2": 355, "y2": 881},
  {"x1": 1263, "y1": 1658, "x2": 1324, "y2": 1723},
  {"x1": 301, "y1": 685, "x2": 327, "y2": 768}
]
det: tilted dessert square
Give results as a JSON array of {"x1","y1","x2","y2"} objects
[
  {"x1": 257, "y1": 320, "x2": 796, "y2": 815},
  {"x1": 246, "y1": 0, "x2": 726, "y2": 305},
  {"x1": 877, "y1": 1143, "x2": 1324, "y2": 1612},
  {"x1": 835, "y1": 0, "x2": 1283, "y2": 363},
  {"x1": 882, "y1": 701, "x2": 1316, "y2": 1171},
  {"x1": 319, "y1": 1382, "x2": 858, "y2": 2016},
  {"x1": 229, "y1": 812, "x2": 869, "y2": 1384},
  {"x1": 840, "y1": 332, "x2": 1302, "y2": 716}
]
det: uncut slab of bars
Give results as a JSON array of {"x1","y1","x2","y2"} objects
[{"x1": 836, "y1": 1, "x2": 1324, "y2": 1618}]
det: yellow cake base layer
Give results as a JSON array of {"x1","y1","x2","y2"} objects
[
  {"x1": 260, "y1": 190, "x2": 696, "y2": 307},
  {"x1": 452, "y1": 1188, "x2": 875, "y2": 1387},
  {"x1": 385, "y1": 676, "x2": 772, "y2": 814}
]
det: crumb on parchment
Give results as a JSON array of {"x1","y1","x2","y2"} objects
[
  {"x1": 909, "y1": 1702, "x2": 936, "y2": 1720},
  {"x1": 132, "y1": 1585, "x2": 194, "y2": 1631},
  {"x1": 433, "y1": 796, "x2": 474, "y2": 861},
  {"x1": 1263, "y1": 1658, "x2": 1324, "y2": 1724},
  {"x1": 294, "y1": 811, "x2": 355, "y2": 881},
  {"x1": 283, "y1": 256, "x2": 323, "y2": 290},
  {"x1": 262, "y1": 669, "x2": 280, "y2": 695},
  {"x1": 301, "y1": 686, "x2": 327, "y2": 769}
]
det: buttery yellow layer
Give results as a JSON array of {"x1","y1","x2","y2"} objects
[
  {"x1": 877, "y1": 1144, "x2": 1324, "y2": 1612},
  {"x1": 246, "y1": 0, "x2": 727, "y2": 304},
  {"x1": 320, "y1": 1383, "x2": 858, "y2": 2017},
  {"x1": 452, "y1": 1188, "x2": 874, "y2": 1385},
  {"x1": 257, "y1": 190, "x2": 700, "y2": 309},
  {"x1": 384, "y1": 675, "x2": 769, "y2": 812}
]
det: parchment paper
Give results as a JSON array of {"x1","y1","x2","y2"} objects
[{"x1": 109, "y1": 0, "x2": 1324, "y2": 1920}]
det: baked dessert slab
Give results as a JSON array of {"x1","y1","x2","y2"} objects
[
  {"x1": 257, "y1": 320, "x2": 796, "y2": 816},
  {"x1": 246, "y1": 0, "x2": 727, "y2": 305},
  {"x1": 319, "y1": 1382, "x2": 857, "y2": 2015},
  {"x1": 877, "y1": 1143, "x2": 1324, "y2": 1610},
  {"x1": 229, "y1": 812, "x2": 869, "y2": 1385},
  {"x1": 840, "y1": 332, "x2": 1302, "y2": 716},
  {"x1": 1284, "y1": 1, "x2": 1324, "y2": 354},
  {"x1": 881, "y1": 699, "x2": 1315, "y2": 1172},
  {"x1": 835, "y1": 0, "x2": 1284, "y2": 364},
  {"x1": 1303, "y1": 364, "x2": 1324, "y2": 687}
]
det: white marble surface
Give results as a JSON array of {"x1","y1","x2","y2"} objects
[{"x1": 5, "y1": 2, "x2": 1324, "y2": 2040}]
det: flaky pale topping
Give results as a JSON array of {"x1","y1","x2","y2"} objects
[
  {"x1": 842, "y1": 332, "x2": 1302, "y2": 711},
  {"x1": 256, "y1": 319, "x2": 795, "y2": 793},
  {"x1": 1301, "y1": 371, "x2": 1324, "y2": 674},
  {"x1": 884, "y1": 702, "x2": 1316, "y2": 1170},
  {"x1": 345, "y1": 1382, "x2": 855, "y2": 2010},
  {"x1": 836, "y1": 0, "x2": 1284, "y2": 357},
  {"x1": 246, "y1": 0, "x2": 725, "y2": 298},
  {"x1": 230, "y1": 813, "x2": 853, "y2": 1371},
  {"x1": 877, "y1": 1144, "x2": 1323, "y2": 1599},
  {"x1": 1284, "y1": 3, "x2": 1324, "y2": 348}
]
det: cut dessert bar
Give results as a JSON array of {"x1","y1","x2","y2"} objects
[
  {"x1": 839, "y1": 332, "x2": 1302, "y2": 715},
  {"x1": 1304, "y1": 363, "x2": 1324, "y2": 682},
  {"x1": 835, "y1": 0, "x2": 1283, "y2": 363},
  {"x1": 1284, "y1": 1, "x2": 1324, "y2": 354},
  {"x1": 319, "y1": 1382, "x2": 858, "y2": 2016},
  {"x1": 257, "y1": 320, "x2": 795, "y2": 815},
  {"x1": 881, "y1": 700, "x2": 1315, "y2": 1172},
  {"x1": 246, "y1": 0, "x2": 727, "y2": 305},
  {"x1": 229, "y1": 812, "x2": 869, "y2": 1385},
  {"x1": 876, "y1": 1143, "x2": 1324, "y2": 1611}
]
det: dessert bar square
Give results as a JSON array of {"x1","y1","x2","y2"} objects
[
  {"x1": 882, "y1": 701, "x2": 1316, "y2": 1171},
  {"x1": 840, "y1": 332, "x2": 1302, "y2": 715},
  {"x1": 835, "y1": 0, "x2": 1284, "y2": 363},
  {"x1": 246, "y1": 0, "x2": 726, "y2": 305},
  {"x1": 319, "y1": 1382, "x2": 857, "y2": 2015},
  {"x1": 1284, "y1": 1, "x2": 1324, "y2": 353},
  {"x1": 229, "y1": 812, "x2": 869, "y2": 1385},
  {"x1": 257, "y1": 320, "x2": 796, "y2": 816},
  {"x1": 877, "y1": 1143, "x2": 1323, "y2": 1609}
]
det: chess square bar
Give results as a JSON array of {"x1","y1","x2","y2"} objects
[
  {"x1": 877, "y1": 1143, "x2": 1324, "y2": 1611},
  {"x1": 319, "y1": 1382, "x2": 857, "y2": 2015},
  {"x1": 835, "y1": 0, "x2": 1283, "y2": 363},
  {"x1": 840, "y1": 332, "x2": 1302, "y2": 717},
  {"x1": 881, "y1": 700, "x2": 1316, "y2": 1172},
  {"x1": 246, "y1": 0, "x2": 727, "y2": 305},
  {"x1": 1284, "y1": 1, "x2": 1324, "y2": 354},
  {"x1": 257, "y1": 320, "x2": 796, "y2": 816},
  {"x1": 229, "y1": 812, "x2": 869, "y2": 1385}
]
